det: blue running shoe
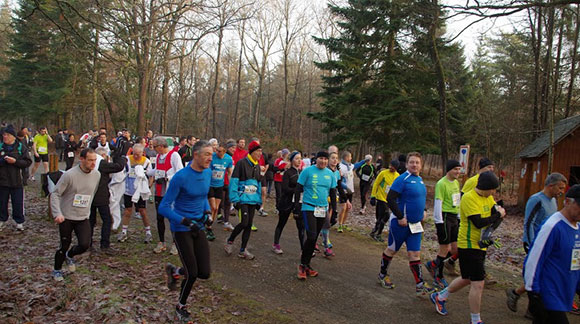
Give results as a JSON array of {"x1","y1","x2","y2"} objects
[
  {"x1": 425, "y1": 260, "x2": 437, "y2": 279},
  {"x1": 434, "y1": 276, "x2": 449, "y2": 289},
  {"x1": 430, "y1": 292, "x2": 448, "y2": 316}
]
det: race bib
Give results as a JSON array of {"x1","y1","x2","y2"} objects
[
  {"x1": 361, "y1": 174, "x2": 370, "y2": 182},
  {"x1": 385, "y1": 185, "x2": 391, "y2": 194},
  {"x1": 38, "y1": 147, "x2": 47, "y2": 154},
  {"x1": 154, "y1": 169, "x2": 166, "y2": 180},
  {"x1": 314, "y1": 206, "x2": 327, "y2": 218},
  {"x1": 128, "y1": 169, "x2": 136, "y2": 178},
  {"x1": 572, "y1": 248, "x2": 580, "y2": 271},
  {"x1": 67, "y1": 152, "x2": 74, "y2": 158},
  {"x1": 409, "y1": 222, "x2": 424, "y2": 234},
  {"x1": 73, "y1": 194, "x2": 91, "y2": 208},
  {"x1": 452, "y1": 193, "x2": 461, "y2": 207},
  {"x1": 212, "y1": 170, "x2": 225, "y2": 180},
  {"x1": 243, "y1": 185, "x2": 258, "y2": 194}
]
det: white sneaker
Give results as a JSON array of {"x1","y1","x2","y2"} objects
[
  {"x1": 170, "y1": 243, "x2": 178, "y2": 255},
  {"x1": 16, "y1": 223, "x2": 24, "y2": 231},
  {"x1": 223, "y1": 222, "x2": 234, "y2": 231}
]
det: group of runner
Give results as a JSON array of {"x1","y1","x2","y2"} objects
[{"x1": 2, "y1": 124, "x2": 580, "y2": 324}]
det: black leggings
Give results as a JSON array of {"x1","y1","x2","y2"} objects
[
  {"x1": 300, "y1": 211, "x2": 325, "y2": 265},
  {"x1": 155, "y1": 196, "x2": 166, "y2": 242},
  {"x1": 295, "y1": 213, "x2": 306, "y2": 250},
  {"x1": 54, "y1": 219, "x2": 91, "y2": 270},
  {"x1": 65, "y1": 157, "x2": 75, "y2": 170},
  {"x1": 274, "y1": 209, "x2": 291, "y2": 244},
  {"x1": 228, "y1": 204, "x2": 256, "y2": 250},
  {"x1": 221, "y1": 185, "x2": 230, "y2": 223},
  {"x1": 274, "y1": 181, "x2": 282, "y2": 209},
  {"x1": 173, "y1": 230, "x2": 210, "y2": 305},
  {"x1": 372, "y1": 200, "x2": 389, "y2": 234},
  {"x1": 360, "y1": 180, "x2": 371, "y2": 209},
  {"x1": 89, "y1": 205, "x2": 112, "y2": 248}
]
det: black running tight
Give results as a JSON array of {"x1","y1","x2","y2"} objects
[
  {"x1": 155, "y1": 196, "x2": 166, "y2": 242},
  {"x1": 173, "y1": 230, "x2": 210, "y2": 305},
  {"x1": 54, "y1": 219, "x2": 91, "y2": 270},
  {"x1": 228, "y1": 204, "x2": 256, "y2": 249}
]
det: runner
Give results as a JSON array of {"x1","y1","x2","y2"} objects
[
  {"x1": 29, "y1": 127, "x2": 53, "y2": 181},
  {"x1": 150, "y1": 137, "x2": 184, "y2": 254},
  {"x1": 377, "y1": 152, "x2": 434, "y2": 295},
  {"x1": 177, "y1": 135, "x2": 195, "y2": 165},
  {"x1": 338, "y1": 151, "x2": 354, "y2": 232},
  {"x1": 207, "y1": 142, "x2": 233, "y2": 241},
  {"x1": 506, "y1": 173, "x2": 567, "y2": 317},
  {"x1": 95, "y1": 133, "x2": 111, "y2": 155},
  {"x1": 369, "y1": 159, "x2": 400, "y2": 242},
  {"x1": 224, "y1": 140, "x2": 265, "y2": 260},
  {"x1": 424, "y1": 160, "x2": 462, "y2": 289},
  {"x1": 159, "y1": 140, "x2": 212, "y2": 322},
  {"x1": 89, "y1": 146, "x2": 127, "y2": 253},
  {"x1": 430, "y1": 171, "x2": 506, "y2": 324},
  {"x1": 320, "y1": 151, "x2": 344, "y2": 257},
  {"x1": 272, "y1": 151, "x2": 303, "y2": 254},
  {"x1": 274, "y1": 149, "x2": 290, "y2": 209},
  {"x1": 524, "y1": 185, "x2": 580, "y2": 324},
  {"x1": 219, "y1": 140, "x2": 237, "y2": 231},
  {"x1": 357, "y1": 154, "x2": 375, "y2": 214},
  {"x1": 50, "y1": 148, "x2": 101, "y2": 281},
  {"x1": 117, "y1": 144, "x2": 153, "y2": 244},
  {"x1": 0, "y1": 125, "x2": 32, "y2": 231},
  {"x1": 295, "y1": 151, "x2": 337, "y2": 279},
  {"x1": 232, "y1": 138, "x2": 247, "y2": 165},
  {"x1": 64, "y1": 134, "x2": 79, "y2": 170}
]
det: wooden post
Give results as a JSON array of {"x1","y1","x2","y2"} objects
[{"x1": 49, "y1": 154, "x2": 59, "y2": 172}]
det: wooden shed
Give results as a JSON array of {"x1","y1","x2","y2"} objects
[{"x1": 517, "y1": 114, "x2": 580, "y2": 207}]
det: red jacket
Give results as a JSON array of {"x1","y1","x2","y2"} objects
[
  {"x1": 273, "y1": 158, "x2": 288, "y2": 182},
  {"x1": 232, "y1": 148, "x2": 248, "y2": 165}
]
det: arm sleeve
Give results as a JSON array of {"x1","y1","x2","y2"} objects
[
  {"x1": 387, "y1": 190, "x2": 403, "y2": 219},
  {"x1": 433, "y1": 199, "x2": 443, "y2": 224},
  {"x1": 468, "y1": 213, "x2": 500, "y2": 229},
  {"x1": 50, "y1": 173, "x2": 70, "y2": 218},
  {"x1": 158, "y1": 174, "x2": 184, "y2": 223}
]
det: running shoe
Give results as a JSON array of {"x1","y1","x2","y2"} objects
[
  {"x1": 430, "y1": 292, "x2": 448, "y2": 316},
  {"x1": 444, "y1": 259, "x2": 459, "y2": 276},
  {"x1": 297, "y1": 264, "x2": 307, "y2": 280},
  {"x1": 30, "y1": 176, "x2": 35, "y2": 181},
  {"x1": 434, "y1": 277, "x2": 448, "y2": 289},
  {"x1": 144, "y1": 232, "x2": 152, "y2": 243},
  {"x1": 375, "y1": 235, "x2": 384, "y2": 242},
  {"x1": 258, "y1": 209, "x2": 268, "y2": 217},
  {"x1": 134, "y1": 212, "x2": 142, "y2": 220},
  {"x1": 175, "y1": 305, "x2": 191, "y2": 322},
  {"x1": 369, "y1": 232, "x2": 376, "y2": 240},
  {"x1": 343, "y1": 225, "x2": 352, "y2": 231},
  {"x1": 153, "y1": 242, "x2": 167, "y2": 254},
  {"x1": 378, "y1": 274, "x2": 395, "y2": 289},
  {"x1": 359, "y1": 208, "x2": 364, "y2": 215},
  {"x1": 16, "y1": 223, "x2": 24, "y2": 231},
  {"x1": 272, "y1": 244, "x2": 283, "y2": 254},
  {"x1": 117, "y1": 232, "x2": 128, "y2": 243},
  {"x1": 424, "y1": 260, "x2": 437, "y2": 279},
  {"x1": 314, "y1": 243, "x2": 320, "y2": 253},
  {"x1": 416, "y1": 281, "x2": 435, "y2": 296},
  {"x1": 306, "y1": 265, "x2": 318, "y2": 277},
  {"x1": 571, "y1": 301, "x2": 580, "y2": 315},
  {"x1": 323, "y1": 248, "x2": 335, "y2": 257},
  {"x1": 66, "y1": 256, "x2": 76, "y2": 273},
  {"x1": 53, "y1": 270, "x2": 64, "y2": 282},
  {"x1": 223, "y1": 222, "x2": 234, "y2": 231},
  {"x1": 238, "y1": 250, "x2": 255, "y2": 260},
  {"x1": 505, "y1": 288, "x2": 520, "y2": 312},
  {"x1": 165, "y1": 263, "x2": 179, "y2": 291},
  {"x1": 170, "y1": 243, "x2": 178, "y2": 255},
  {"x1": 484, "y1": 273, "x2": 497, "y2": 285},
  {"x1": 206, "y1": 229, "x2": 216, "y2": 241},
  {"x1": 251, "y1": 224, "x2": 258, "y2": 231},
  {"x1": 337, "y1": 225, "x2": 343, "y2": 233},
  {"x1": 224, "y1": 241, "x2": 234, "y2": 255}
]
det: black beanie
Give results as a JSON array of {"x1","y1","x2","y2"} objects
[
  {"x1": 289, "y1": 151, "x2": 300, "y2": 162},
  {"x1": 479, "y1": 158, "x2": 494, "y2": 170},
  {"x1": 446, "y1": 159, "x2": 461, "y2": 173},
  {"x1": 316, "y1": 151, "x2": 329, "y2": 159},
  {"x1": 476, "y1": 171, "x2": 499, "y2": 190},
  {"x1": 390, "y1": 159, "x2": 400, "y2": 169},
  {"x1": 2, "y1": 125, "x2": 16, "y2": 138}
]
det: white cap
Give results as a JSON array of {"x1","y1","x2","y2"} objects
[{"x1": 365, "y1": 154, "x2": 372, "y2": 161}]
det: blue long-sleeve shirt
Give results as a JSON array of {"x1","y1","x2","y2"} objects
[
  {"x1": 523, "y1": 191, "x2": 557, "y2": 246},
  {"x1": 524, "y1": 212, "x2": 580, "y2": 311},
  {"x1": 159, "y1": 166, "x2": 211, "y2": 232}
]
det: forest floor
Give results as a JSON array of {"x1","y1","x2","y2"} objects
[{"x1": 2, "y1": 171, "x2": 580, "y2": 324}]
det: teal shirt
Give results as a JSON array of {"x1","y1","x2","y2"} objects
[{"x1": 297, "y1": 165, "x2": 337, "y2": 212}]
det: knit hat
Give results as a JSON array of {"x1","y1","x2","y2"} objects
[
  {"x1": 226, "y1": 141, "x2": 236, "y2": 149},
  {"x1": 248, "y1": 141, "x2": 261, "y2": 154},
  {"x1": 289, "y1": 151, "x2": 300, "y2": 162},
  {"x1": 364, "y1": 154, "x2": 372, "y2": 161},
  {"x1": 390, "y1": 159, "x2": 400, "y2": 169},
  {"x1": 566, "y1": 184, "x2": 580, "y2": 204},
  {"x1": 479, "y1": 157, "x2": 494, "y2": 170},
  {"x1": 281, "y1": 148, "x2": 290, "y2": 156},
  {"x1": 2, "y1": 125, "x2": 16, "y2": 138},
  {"x1": 476, "y1": 171, "x2": 499, "y2": 190},
  {"x1": 316, "y1": 151, "x2": 329, "y2": 159},
  {"x1": 446, "y1": 159, "x2": 461, "y2": 173}
]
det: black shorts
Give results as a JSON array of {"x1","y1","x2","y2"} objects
[
  {"x1": 34, "y1": 154, "x2": 48, "y2": 163},
  {"x1": 339, "y1": 193, "x2": 353, "y2": 204},
  {"x1": 124, "y1": 194, "x2": 146, "y2": 210},
  {"x1": 435, "y1": 213, "x2": 459, "y2": 244},
  {"x1": 458, "y1": 248, "x2": 486, "y2": 281},
  {"x1": 208, "y1": 186, "x2": 224, "y2": 199}
]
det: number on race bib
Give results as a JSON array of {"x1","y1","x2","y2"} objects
[
  {"x1": 361, "y1": 174, "x2": 370, "y2": 182},
  {"x1": 154, "y1": 169, "x2": 166, "y2": 180},
  {"x1": 409, "y1": 222, "x2": 424, "y2": 234},
  {"x1": 38, "y1": 147, "x2": 47, "y2": 154},
  {"x1": 571, "y1": 248, "x2": 580, "y2": 271},
  {"x1": 243, "y1": 185, "x2": 258, "y2": 194},
  {"x1": 314, "y1": 206, "x2": 327, "y2": 218},
  {"x1": 452, "y1": 193, "x2": 461, "y2": 207},
  {"x1": 73, "y1": 194, "x2": 91, "y2": 208},
  {"x1": 212, "y1": 170, "x2": 225, "y2": 180},
  {"x1": 67, "y1": 152, "x2": 75, "y2": 158}
]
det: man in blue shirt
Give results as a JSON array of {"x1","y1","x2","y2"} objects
[
  {"x1": 158, "y1": 140, "x2": 213, "y2": 323},
  {"x1": 206, "y1": 142, "x2": 233, "y2": 241},
  {"x1": 377, "y1": 152, "x2": 434, "y2": 296},
  {"x1": 295, "y1": 151, "x2": 337, "y2": 279},
  {"x1": 506, "y1": 173, "x2": 567, "y2": 316},
  {"x1": 524, "y1": 184, "x2": 580, "y2": 324}
]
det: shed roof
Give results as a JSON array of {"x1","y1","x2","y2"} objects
[{"x1": 518, "y1": 114, "x2": 580, "y2": 159}]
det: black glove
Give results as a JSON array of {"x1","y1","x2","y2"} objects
[
  {"x1": 203, "y1": 210, "x2": 213, "y2": 226},
  {"x1": 181, "y1": 217, "x2": 200, "y2": 237},
  {"x1": 370, "y1": 197, "x2": 376, "y2": 206},
  {"x1": 234, "y1": 203, "x2": 241, "y2": 210}
]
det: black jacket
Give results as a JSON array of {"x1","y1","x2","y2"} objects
[
  {"x1": 279, "y1": 167, "x2": 300, "y2": 213},
  {"x1": 0, "y1": 140, "x2": 32, "y2": 188},
  {"x1": 64, "y1": 140, "x2": 79, "y2": 156},
  {"x1": 92, "y1": 155, "x2": 127, "y2": 206}
]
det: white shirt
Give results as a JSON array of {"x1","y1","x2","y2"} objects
[{"x1": 340, "y1": 161, "x2": 355, "y2": 192}]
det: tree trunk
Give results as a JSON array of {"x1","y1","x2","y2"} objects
[
  {"x1": 209, "y1": 27, "x2": 224, "y2": 137},
  {"x1": 91, "y1": 29, "x2": 99, "y2": 129},
  {"x1": 565, "y1": 6, "x2": 580, "y2": 118},
  {"x1": 540, "y1": 5, "x2": 555, "y2": 131},
  {"x1": 233, "y1": 23, "x2": 245, "y2": 131},
  {"x1": 549, "y1": 11, "x2": 564, "y2": 173},
  {"x1": 530, "y1": 8, "x2": 542, "y2": 137}
]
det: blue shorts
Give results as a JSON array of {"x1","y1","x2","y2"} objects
[{"x1": 387, "y1": 217, "x2": 422, "y2": 252}]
